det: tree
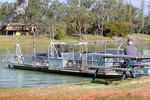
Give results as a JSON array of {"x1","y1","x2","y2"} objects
[
  {"x1": 81, "y1": 0, "x2": 95, "y2": 9},
  {"x1": 102, "y1": 0, "x2": 117, "y2": 22},
  {"x1": 115, "y1": 0, "x2": 127, "y2": 22},
  {"x1": 67, "y1": 0, "x2": 79, "y2": 8},
  {"x1": 148, "y1": 0, "x2": 150, "y2": 25},
  {"x1": 0, "y1": 2, "x2": 14, "y2": 19},
  {"x1": 128, "y1": 0, "x2": 132, "y2": 23},
  {"x1": 0, "y1": 0, "x2": 28, "y2": 30},
  {"x1": 67, "y1": 5, "x2": 95, "y2": 40},
  {"x1": 105, "y1": 21, "x2": 129, "y2": 37},
  {"x1": 92, "y1": 0, "x2": 105, "y2": 36},
  {"x1": 141, "y1": 0, "x2": 145, "y2": 33}
]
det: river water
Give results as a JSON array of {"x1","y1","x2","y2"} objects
[{"x1": 0, "y1": 41, "x2": 150, "y2": 88}]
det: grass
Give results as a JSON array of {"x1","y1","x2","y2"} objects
[
  {"x1": 1, "y1": 33, "x2": 150, "y2": 46},
  {"x1": 0, "y1": 77, "x2": 150, "y2": 100},
  {"x1": 0, "y1": 34, "x2": 111, "y2": 46}
]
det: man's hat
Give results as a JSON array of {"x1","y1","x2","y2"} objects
[{"x1": 127, "y1": 39, "x2": 133, "y2": 42}]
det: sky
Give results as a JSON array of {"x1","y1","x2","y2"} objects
[{"x1": 1, "y1": 0, "x2": 149, "y2": 15}]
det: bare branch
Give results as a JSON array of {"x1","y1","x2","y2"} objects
[{"x1": 0, "y1": 0, "x2": 28, "y2": 30}]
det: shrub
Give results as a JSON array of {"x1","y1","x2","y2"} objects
[
  {"x1": 147, "y1": 25, "x2": 150, "y2": 34},
  {"x1": 104, "y1": 21, "x2": 129, "y2": 37},
  {"x1": 0, "y1": 29, "x2": 6, "y2": 35},
  {"x1": 55, "y1": 28, "x2": 65, "y2": 40},
  {"x1": 126, "y1": 23, "x2": 136, "y2": 34},
  {"x1": 54, "y1": 23, "x2": 66, "y2": 40}
]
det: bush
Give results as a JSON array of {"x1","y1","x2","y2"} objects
[
  {"x1": 126, "y1": 23, "x2": 136, "y2": 34},
  {"x1": 104, "y1": 21, "x2": 129, "y2": 37},
  {"x1": 54, "y1": 23, "x2": 66, "y2": 40},
  {"x1": 147, "y1": 25, "x2": 150, "y2": 34},
  {"x1": 0, "y1": 29, "x2": 6, "y2": 35},
  {"x1": 55, "y1": 29, "x2": 65, "y2": 40}
]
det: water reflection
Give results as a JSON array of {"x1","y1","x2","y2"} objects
[{"x1": 0, "y1": 66, "x2": 91, "y2": 88}]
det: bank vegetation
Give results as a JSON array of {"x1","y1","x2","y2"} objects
[{"x1": 0, "y1": 0, "x2": 150, "y2": 41}]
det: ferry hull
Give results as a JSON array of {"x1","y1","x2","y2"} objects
[{"x1": 12, "y1": 64, "x2": 122, "y2": 79}]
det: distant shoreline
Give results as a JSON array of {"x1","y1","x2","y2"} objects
[{"x1": 0, "y1": 34, "x2": 150, "y2": 45}]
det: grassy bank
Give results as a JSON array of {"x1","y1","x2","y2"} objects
[
  {"x1": 0, "y1": 76, "x2": 150, "y2": 100},
  {"x1": 0, "y1": 34, "x2": 110, "y2": 45},
  {"x1": 0, "y1": 34, "x2": 150, "y2": 45}
]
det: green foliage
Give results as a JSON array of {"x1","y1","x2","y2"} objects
[
  {"x1": 92, "y1": 78, "x2": 121, "y2": 85},
  {"x1": 92, "y1": 79, "x2": 112, "y2": 85},
  {"x1": 0, "y1": 2, "x2": 13, "y2": 19},
  {"x1": 54, "y1": 23, "x2": 66, "y2": 40},
  {"x1": 20, "y1": 32, "x2": 28, "y2": 36},
  {"x1": 126, "y1": 23, "x2": 136, "y2": 34},
  {"x1": 147, "y1": 25, "x2": 150, "y2": 34},
  {"x1": 67, "y1": 5, "x2": 95, "y2": 40},
  {"x1": 55, "y1": 29, "x2": 65, "y2": 40},
  {"x1": 0, "y1": 0, "x2": 146, "y2": 36},
  {"x1": 105, "y1": 21, "x2": 129, "y2": 37},
  {"x1": 81, "y1": 0, "x2": 95, "y2": 9},
  {"x1": 0, "y1": 29, "x2": 6, "y2": 35}
]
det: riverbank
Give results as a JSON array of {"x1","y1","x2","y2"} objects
[
  {"x1": 0, "y1": 34, "x2": 150, "y2": 45},
  {"x1": 0, "y1": 76, "x2": 150, "y2": 100}
]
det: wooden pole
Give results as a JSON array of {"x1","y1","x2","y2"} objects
[
  {"x1": 32, "y1": 26, "x2": 35, "y2": 56},
  {"x1": 95, "y1": 41, "x2": 96, "y2": 52}
]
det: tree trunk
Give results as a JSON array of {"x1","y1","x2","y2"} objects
[
  {"x1": 98, "y1": 19, "x2": 100, "y2": 35},
  {"x1": 101, "y1": 23, "x2": 104, "y2": 36},
  {"x1": 129, "y1": 0, "x2": 132, "y2": 23},
  {"x1": 148, "y1": 0, "x2": 150, "y2": 25},
  {"x1": 0, "y1": 0, "x2": 28, "y2": 30},
  {"x1": 84, "y1": 27, "x2": 87, "y2": 41},
  {"x1": 141, "y1": 0, "x2": 145, "y2": 34},
  {"x1": 79, "y1": 26, "x2": 82, "y2": 41},
  {"x1": 78, "y1": 18, "x2": 82, "y2": 41}
]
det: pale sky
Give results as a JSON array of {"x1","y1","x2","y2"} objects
[{"x1": 1, "y1": 0, "x2": 149, "y2": 15}]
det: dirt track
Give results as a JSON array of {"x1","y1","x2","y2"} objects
[{"x1": 0, "y1": 77, "x2": 150, "y2": 100}]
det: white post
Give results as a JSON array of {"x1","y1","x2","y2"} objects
[{"x1": 32, "y1": 26, "x2": 36, "y2": 56}]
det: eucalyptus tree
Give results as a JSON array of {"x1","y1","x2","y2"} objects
[
  {"x1": 23, "y1": 0, "x2": 43, "y2": 25},
  {"x1": 92, "y1": 0, "x2": 105, "y2": 36},
  {"x1": 148, "y1": 0, "x2": 150, "y2": 25},
  {"x1": 115, "y1": 0, "x2": 127, "y2": 22},
  {"x1": 67, "y1": 5, "x2": 95, "y2": 40},
  {"x1": 0, "y1": 0, "x2": 28, "y2": 30},
  {"x1": 141, "y1": 0, "x2": 145, "y2": 33},
  {"x1": 92, "y1": 0, "x2": 119, "y2": 36},
  {"x1": 102, "y1": 0, "x2": 118, "y2": 22},
  {"x1": 80, "y1": 0, "x2": 95, "y2": 9},
  {"x1": 126, "y1": 0, "x2": 133, "y2": 34},
  {"x1": 36, "y1": 0, "x2": 52, "y2": 34},
  {"x1": 50, "y1": 0, "x2": 61, "y2": 25},
  {"x1": 67, "y1": 0, "x2": 79, "y2": 8},
  {"x1": 0, "y1": 2, "x2": 14, "y2": 19},
  {"x1": 50, "y1": 0, "x2": 67, "y2": 24},
  {"x1": 128, "y1": 0, "x2": 132, "y2": 23},
  {"x1": 82, "y1": 7, "x2": 95, "y2": 40}
]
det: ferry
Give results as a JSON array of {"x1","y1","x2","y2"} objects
[
  {"x1": 4, "y1": 40, "x2": 150, "y2": 79},
  {"x1": 4, "y1": 40, "x2": 125, "y2": 78}
]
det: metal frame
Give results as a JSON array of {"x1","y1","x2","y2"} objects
[{"x1": 91, "y1": 54, "x2": 150, "y2": 81}]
